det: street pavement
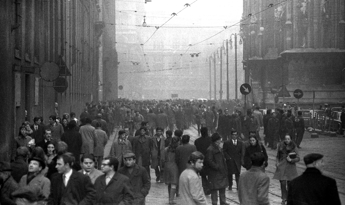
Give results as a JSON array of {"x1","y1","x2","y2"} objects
[{"x1": 104, "y1": 127, "x2": 345, "y2": 205}]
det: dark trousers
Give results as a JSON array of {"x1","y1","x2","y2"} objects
[
  {"x1": 143, "y1": 165, "x2": 150, "y2": 179},
  {"x1": 280, "y1": 180, "x2": 290, "y2": 201},
  {"x1": 154, "y1": 166, "x2": 163, "y2": 182},
  {"x1": 295, "y1": 128, "x2": 304, "y2": 146},
  {"x1": 211, "y1": 188, "x2": 226, "y2": 205},
  {"x1": 228, "y1": 173, "x2": 240, "y2": 189}
]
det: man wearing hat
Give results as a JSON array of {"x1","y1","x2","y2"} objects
[
  {"x1": 223, "y1": 130, "x2": 244, "y2": 191},
  {"x1": 19, "y1": 157, "x2": 50, "y2": 199},
  {"x1": 0, "y1": 161, "x2": 19, "y2": 205},
  {"x1": 287, "y1": 153, "x2": 341, "y2": 205},
  {"x1": 205, "y1": 133, "x2": 229, "y2": 205},
  {"x1": 118, "y1": 151, "x2": 151, "y2": 205}
]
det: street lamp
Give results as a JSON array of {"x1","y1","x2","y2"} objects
[{"x1": 229, "y1": 33, "x2": 243, "y2": 100}]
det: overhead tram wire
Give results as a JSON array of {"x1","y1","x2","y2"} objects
[
  {"x1": 122, "y1": 0, "x2": 291, "y2": 74},
  {"x1": 142, "y1": 0, "x2": 200, "y2": 45},
  {"x1": 167, "y1": 0, "x2": 291, "y2": 71}
]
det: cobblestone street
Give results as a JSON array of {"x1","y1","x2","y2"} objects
[{"x1": 104, "y1": 127, "x2": 345, "y2": 204}]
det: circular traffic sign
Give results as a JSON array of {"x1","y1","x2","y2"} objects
[
  {"x1": 118, "y1": 85, "x2": 123, "y2": 90},
  {"x1": 240, "y1": 83, "x2": 252, "y2": 95},
  {"x1": 40, "y1": 62, "x2": 60, "y2": 82},
  {"x1": 53, "y1": 77, "x2": 68, "y2": 93},
  {"x1": 293, "y1": 89, "x2": 303, "y2": 99}
]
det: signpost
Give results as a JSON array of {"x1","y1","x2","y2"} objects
[
  {"x1": 293, "y1": 89, "x2": 303, "y2": 109},
  {"x1": 240, "y1": 83, "x2": 252, "y2": 113}
]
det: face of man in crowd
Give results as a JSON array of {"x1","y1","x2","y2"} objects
[
  {"x1": 82, "y1": 158, "x2": 95, "y2": 173},
  {"x1": 192, "y1": 159, "x2": 204, "y2": 172},
  {"x1": 45, "y1": 130, "x2": 52, "y2": 141},
  {"x1": 140, "y1": 129, "x2": 146, "y2": 136},
  {"x1": 124, "y1": 128, "x2": 129, "y2": 135},
  {"x1": 28, "y1": 160, "x2": 42, "y2": 173},
  {"x1": 34, "y1": 119, "x2": 42, "y2": 125},
  {"x1": 101, "y1": 159, "x2": 112, "y2": 174},
  {"x1": 124, "y1": 157, "x2": 136, "y2": 168},
  {"x1": 49, "y1": 118, "x2": 55, "y2": 125},
  {"x1": 56, "y1": 158, "x2": 68, "y2": 174},
  {"x1": 156, "y1": 130, "x2": 163, "y2": 136},
  {"x1": 231, "y1": 133, "x2": 238, "y2": 140}
]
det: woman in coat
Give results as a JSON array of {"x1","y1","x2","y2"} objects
[
  {"x1": 163, "y1": 137, "x2": 179, "y2": 204},
  {"x1": 243, "y1": 133, "x2": 268, "y2": 170},
  {"x1": 273, "y1": 134, "x2": 300, "y2": 205}
]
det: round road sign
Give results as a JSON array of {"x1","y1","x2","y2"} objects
[
  {"x1": 240, "y1": 83, "x2": 252, "y2": 95},
  {"x1": 293, "y1": 89, "x2": 303, "y2": 99}
]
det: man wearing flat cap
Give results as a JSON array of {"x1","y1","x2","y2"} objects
[
  {"x1": 287, "y1": 153, "x2": 341, "y2": 205},
  {"x1": 0, "y1": 161, "x2": 19, "y2": 205},
  {"x1": 118, "y1": 151, "x2": 151, "y2": 205},
  {"x1": 19, "y1": 157, "x2": 51, "y2": 199}
]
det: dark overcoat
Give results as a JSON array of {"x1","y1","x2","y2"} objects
[
  {"x1": 118, "y1": 164, "x2": 151, "y2": 205},
  {"x1": 205, "y1": 143, "x2": 228, "y2": 190},
  {"x1": 61, "y1": 129, "x2": 82, "y2": 161},
  {"x1": 223, "y1": 140, "x2": 244, "y2": 174},
  {"x1": 132, "y1": 135, "x2": 152, "y2": 167},
  {"x1": 48, "y1": 170, "x2": 95, "y2": 205},
  {"x1": 287, "y1": 168, "x2": 341, "y2": 205},
  {"x1": 175, "y1": 143, "x2": 197, "y2": 175},
  {"x1": 94, "y1": 172, "x2": 134, "y2": 205}
]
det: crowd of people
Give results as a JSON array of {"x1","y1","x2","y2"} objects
[{"x1": 0, "y1": 99, "x2": 342, "y2": 205}]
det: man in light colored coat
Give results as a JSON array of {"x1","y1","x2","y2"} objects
[
  {"x1": 79, "y1": 118, "x2": 97, "y2": 156},
  {"x1": 79, "y1": 154, "x2": 103, "y2": 184},
  {"x1": 94, "y1": 122, "x2": 108, "y2": 169},
  {"x1": 179, "y1": 151, "x2": 208, "y2": 205},
  {"x1": 238, "y1": 152, "x2": 270, "y2": 205}
]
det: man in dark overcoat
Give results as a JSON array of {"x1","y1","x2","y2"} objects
[
  {"x1": 287, "y1": 153, "x2": 341, "y2": 205},
  {"x1": 194, "y1": 127, "x2": 212, "y2": 195},
  {"x1": 31, "y1": 116, "x2": 45, "y2": 145},
  {"x1": 263, "y1": 109, "x2": 272, "y2": 147},
  {"x1": 175, "y1": 135, "x2": 197, "y2": 176},
  {"x1": 223, "y1": 131, "x2": 243, "y2": 191},
  {"x1": 205, "y1": 133, "x2": 229, "y2": 205},
  {"x1": 217, "y1": 109, "x2": 228, "y2": 142},
  {"x1": 132, "y1": 127, "x2": 153, "y2": 179},
  {"x1": 48, "y1": 153, "x2": 95, "y2": 205},
  {"x1": 267, "y1": 112, "x2": 280, "y2": 149}
]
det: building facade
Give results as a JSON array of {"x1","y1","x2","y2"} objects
[
  {"x1": 241, "y1": 0, "x2": 345, "y2": 108},
  {"x1": 0, "y1": 0, "x2": 117, "y2": 161}
]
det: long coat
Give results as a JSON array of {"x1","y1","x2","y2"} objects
[
  {"x1": 179, "y1": 168, "x2": 208, "y2": 205},
  {"x1": 175, "y1": 143, "x2": 197, "y2": 175},
  {"x1": 93, "y1": 173, "x2": 134, "y2": 205},
  {"x1": 151, "y1": 135, "x2": 166, "y2": 169},
  {"x1": 118, "y1": 164, "x2": 151, "y2": 205},
  {"x1": 48, "y1": 170, "x2": 96, "y2": 205},
  {"x1": 205, "y1": 143, "x2": 228, "y2": 190},
  {"x1": 132, "y1": 135, "x2": 153, "y2": 167},
  {"x1": 61, "y1": 129, "x2": 82, "y2": 161},
  {"x1": 243, "y1": 143, "x2": 268, "y2": 170},
  {"x1": 19, "y1": 173, "x2": 51, "y2": 199},
  {"x1": 31, "y1": 124, "x2": 45, "y2": 145},
  {"x1": 109, "y1": 138, "x2": 132, "y2": 169},
  {"x1": 223, "y1": 140, "x2": 244, "y2": 174},
  {"x1": 156, "y1": 113, "x2": 169, "y2": 130},
  {"x1": 238, "y1": 167, "x2": 270, "y2": 205},
  {"x1": 273, "y1": 141, "x2": 299, "y2": 181},
  {"x1": 287, "y1": 167, "x2": 341, "y2": 205},
  {"x1": 163, "y1": 148, "x2": 179, "y2": 185},
  {"x1": 79, "y1": 124, "x2": 97, "y2": 155},
  {"x1": 94, "y1": 128, "x2": 108, "y2": 157}
]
